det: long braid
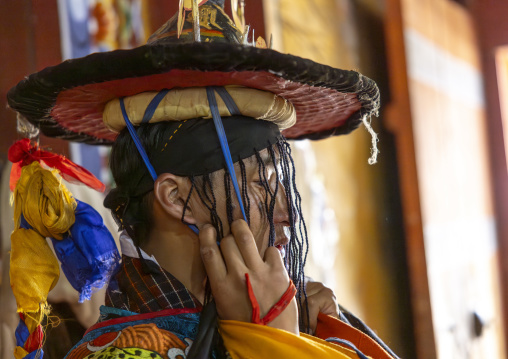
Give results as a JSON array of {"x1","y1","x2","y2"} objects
[
  {"x1": 278, "y1": 139, "x2": 310, "y2": 332},
  {"x1": 284, "y1": 140, "x2": 309, "y2": 269},
  {"x1": 193, "y1": 174, "x2": 224, "y2": 239},
  {"x1": 206, "y1": 174, "x2": 224, "y2": 239},
  {"x1": 280, "y1": 141, "x2": 302, "y2": 281},
  {"x1": 239, "y1": 158, "x2": 251, "y2": 225},
  {"x1": 267, "y1": 144, "x2": 279, "y2": 245},
  {"x1": 224, "y1": 171, "x2": 234, "y2": 225},
  {"x1": 255, "y1": 151, "x2": 277, "y2": 246},
  {"x1": 182, "y1": 176, "x2": 196, "y2": 224},
  {"x1": 199, "y1": 175, "x2": 216, "y2": 231},
  {"x1": 277, "y1": 141, "x2": 297, "y2": 266}
]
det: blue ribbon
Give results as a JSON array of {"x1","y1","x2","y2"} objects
[
  {"x1": 141, "y1": 89, "x2": 170, "y2": 124},
  {"x1": 206, "y1": 87, "x2": 248, "y2": 223},
  {"x1": 325, "y1": 337, "x2": 370, "y2": 359},
  {"x1": 119, "y1": 98, "x2": 158, "y2": 181},
  {"x1": 119, "y1": 97, "x2": 199, "y2": 234}
]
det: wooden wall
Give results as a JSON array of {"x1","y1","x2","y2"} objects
[
  {"x1": 385, "y1": 0, "x2": 507, "y2": 357},
  {"x1": 0, "y1": 1, "x2": 68, "y2": 159},
  {"x1": 264, "y1": 0, "x2": 416, "y2": 357}
]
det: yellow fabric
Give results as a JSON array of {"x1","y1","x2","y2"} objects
[
  {"x1": 24, "y1": 308, "x2": 46, "y2": 333},
  {"x1": 103, "y1": 86, "x2": 296, "y2": 132},
  {"x1": 219, "y1": 320, "x2": 370, "y2": 358},
  {"x1": 13, "y1": 162, "x2": 76, "y2": 240},
  {"x1": 14, "y1": 346, "x2": 29, "y2": 359},
  {"x1": 10, "y1": 228, "x2": 60, "y2": 313}
]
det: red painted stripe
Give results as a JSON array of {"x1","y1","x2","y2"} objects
[{"x1": 85, "y1": 307, "x2": 202, "y2": 335}]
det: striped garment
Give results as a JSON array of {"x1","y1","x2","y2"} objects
[{"x1": 105, "y1": 255, "x2": 202, "y2": 314}]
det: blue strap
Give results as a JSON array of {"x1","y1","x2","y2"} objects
[
  {"x1": 338, "y1": 310, "x2": 350, "y2": 324},
  {"x1": 206, "y1": 87, "x2": 248, "y2": 223},
  {"x1": 120, "y1": 97, "x2": 199, "y2": 235},
  {"x1": 213, "y1": 87, "x2": 241, "y2": 116},
  {"x1": 141, "y1": 89, "x2": 170, "y2": 123},
  {"x1": 325, "y1": 338, "x2": 370, "y2": 359},
  {"x1": 119, "y1": 98, "x2": 158, "y2": 181},
  {"x1": 188, "y1": 224, "x2": 199, "y2": 234}
]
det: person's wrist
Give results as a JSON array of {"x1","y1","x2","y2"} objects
[{"x1": 267, "y1": 298, "x2": 300, "y2": 335}]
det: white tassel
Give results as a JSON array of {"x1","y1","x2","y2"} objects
[{"x1": 362, "y1": 115, "x2": 379, "y2": 165}]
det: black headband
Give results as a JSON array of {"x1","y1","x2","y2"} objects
[{"x1": 128, "y1": 115, "x2": 281, "y2": 198}]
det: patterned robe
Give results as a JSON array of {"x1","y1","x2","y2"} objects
[{"x1": 65, "y1": 255, "x2": 398, "y2": 359}]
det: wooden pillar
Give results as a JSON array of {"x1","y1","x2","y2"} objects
[
  {"x1": 470, "y1": 1, "x2": 508, "y2": 356},
  {"x1": 383, "y1": 0, "x2": 437, "y2": 357}
]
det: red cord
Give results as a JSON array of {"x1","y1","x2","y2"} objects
[
  {"x1": 8, "y1": 138, "x2": 105, "y2": 192},
  {"x1": 245, "y1": 273, "x2": 297, "y2": 325}
]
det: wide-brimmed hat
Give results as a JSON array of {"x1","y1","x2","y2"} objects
[{"x1": 6, "y1": 0, "x2": 380, "y2": 146}]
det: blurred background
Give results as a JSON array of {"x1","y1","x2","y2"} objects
[{"x1": 1, "y1": 0, "x2": 507, "y2": 358}]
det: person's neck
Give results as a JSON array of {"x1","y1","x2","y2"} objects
[{"x1": 142, "y1": 222, "x2": 207, "y2": 304}]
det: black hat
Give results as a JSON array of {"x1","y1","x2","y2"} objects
[{"x1": 6, "y1": 0, "x2": 380, "y2": 146}]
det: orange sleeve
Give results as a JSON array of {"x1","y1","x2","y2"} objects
[{"x1": 315, "y1": 313, "x2": 394, "y2": 359}]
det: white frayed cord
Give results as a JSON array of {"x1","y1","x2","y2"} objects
[{"x1": 362, "y1": 115, "x2": 379, "y2": 165}]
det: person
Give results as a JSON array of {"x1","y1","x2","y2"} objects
[{"x1": 6, "y1": 1, "x2": 397, "y2": 358}]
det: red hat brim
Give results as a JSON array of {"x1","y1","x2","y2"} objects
[{"x1": 7, "y1": 42, "x2": 379, "y2": 145}]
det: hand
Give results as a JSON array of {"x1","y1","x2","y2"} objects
[
  {"x1": 301, "y1": 280, "x2": 340, "y2": 335},
  {"x1": 199, "y1": 219, "x2": 299, "y2": 335}
]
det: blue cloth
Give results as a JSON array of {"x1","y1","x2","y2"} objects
[
  {"x1": 15, "y1": 318, "x2": 44, "y2": 358},
  {"x1": 23, "y1": 350, "x2": 43, "y2": 359},
  {"x1": 51, "y1": 200, "x2": 121, "y2": 302},
  {"x1": 15, "y1": 318, "x2": 29, "y2": 347},
  {"x1": 19, "y1": 200, "x2": 120, "y2": 302}
]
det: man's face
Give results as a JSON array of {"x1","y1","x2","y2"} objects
[{"x1": 191, "y1": 147, "x2": 291, "y2": 258}]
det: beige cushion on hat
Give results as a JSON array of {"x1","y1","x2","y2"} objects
[{"x1": 103, "y1": 86, "x2": 296, "y2": 132}]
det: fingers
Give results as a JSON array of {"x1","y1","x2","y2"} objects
[
  {"x1": 199, "y1": 224, "x2": 226, "y2": 283},
  {"x1": 301, "y1": 283, "x2": 340, "y2": 334},
  {"x1": 201, "y1": 220, "x2": 264, "y2": 280},
  {"x1": 264, "y1": 246, "x2": 285, "y2": 269},
  {"x1": 306, "y1": 303, "x2": 319, "y2": 335},
  {"x1": 220, "y1": 233, "x2": 245, "y2": 272},
  {"x1": 230, "y1": 219, "x2": 264, "y2": 269}
]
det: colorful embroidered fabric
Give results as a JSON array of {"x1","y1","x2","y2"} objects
[
  {"x1": 65, "y1": 304, "x2": 391, "y2": 359},
  {"x1": 66, "y1": 307, "x2": 202, "y2": 359},
  {"x1": 97, "y1": 254, "x2": 398, "y2": 359},
  {"x1": 106, "y1": 256, "x2": 202, "y2": 314}
]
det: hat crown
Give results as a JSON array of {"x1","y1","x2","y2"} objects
[{"x1": 147, "y1": 1, "x2": 244, "y2": 45}]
